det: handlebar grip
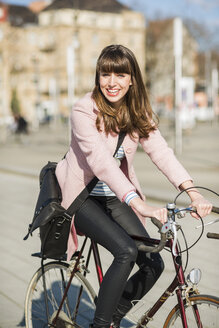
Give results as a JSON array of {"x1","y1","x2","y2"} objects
[
  {"x1": 207, "y1": 232, "x2": 219, "y2": 239},
  {"x1": 136, "y1": 217, "x2": 167, "y2": 253},
  {"x1": 212, "y1": 206, "x2": 219, "y2": 214},
  {"x1": 137, "y1": 234, "x2": 166, "y2": 253}
]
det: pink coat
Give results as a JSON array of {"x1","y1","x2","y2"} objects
[{"x1": 56, "y1": 93, "x2": 192, "y2": 260}]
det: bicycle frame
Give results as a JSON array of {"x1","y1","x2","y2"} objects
[
  {"x1": 51, "y1": 237, "x2": 103, "y2": 327},
  {"x1": 51, "y1": 235, "x2": 203, "y2": 328},
  {"x1": 135, "y1": 237, "x2": 189, "y2": 328}
]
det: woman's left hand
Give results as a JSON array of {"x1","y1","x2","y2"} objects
[
  {"x1": 179, "y1": 181, "x2": 212, "y2": 220},
  {"x1": 190, "y1": 196, "x2": 212, "y2": 219}
]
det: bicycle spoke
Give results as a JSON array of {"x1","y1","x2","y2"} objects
[
  {"x1": 25, "y1": 262, "x2": 96, "y2": 328},
  {"x1": 164, "y1": 295, "x2": 219, "y2": 327}
]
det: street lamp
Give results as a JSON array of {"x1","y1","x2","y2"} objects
[
  {"x1": 174, "y1": 17, "x2": 183, "y2": 155},
  {"x1": 32, "y1": 54, "x2": 41, "y2": 129},
  {"x1": 67, "y1": 35, "x2": 79, "y2": 110},
  {"x1": 66, "y1": 34, "x2": 79, "y2": 141},
  {"x1": 212, "y1": 65, "x2": 219, "y2": 120}
]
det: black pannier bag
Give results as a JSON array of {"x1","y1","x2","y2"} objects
[
  {"x1": 24, "y1": 161, "x2": 72, "y2": 259},
  {"x1": 35, "y1": 162, "x2": 70, "y2": 259},
  {"x1": 24, "y1": 132, "x2": 126, "y2": 259},
  {"x1": 24, "y1": 161, "x2": 99, "y2": 259}
]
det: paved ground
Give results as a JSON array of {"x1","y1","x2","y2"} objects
[{"x1": 0, "y1": 119, "x2": 218, "y2": 327}]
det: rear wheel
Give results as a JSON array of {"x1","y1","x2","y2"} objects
[
  {"x1": 25, "y1": 261, "x2": 96, "y2": 328},
  {"x1": 164, "y1": 294, "x2": 219, "y2": 327}
]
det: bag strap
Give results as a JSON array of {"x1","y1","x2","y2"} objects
[{"x1": 65, "y1": 131, "x2": 126, "y2": 217}]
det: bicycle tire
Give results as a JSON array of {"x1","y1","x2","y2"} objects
[
  {"x1": 25, "y1": 261, "x2": 97, "y2": 328},
  {"x1": 163, "y1": 294, "x2": 219, "y2": 327}
]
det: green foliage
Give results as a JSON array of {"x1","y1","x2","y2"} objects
[{"x1": 10, "y1": 89, "x2": 21, "y2": 115}]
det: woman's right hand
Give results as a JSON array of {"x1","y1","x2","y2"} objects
[{"x1": 129, "y1": 197, "x2": 167, "y2": 224}]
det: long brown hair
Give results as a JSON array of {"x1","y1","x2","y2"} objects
[{"x1": 92, "y1": 44, "x2": 158, "y2": 138}]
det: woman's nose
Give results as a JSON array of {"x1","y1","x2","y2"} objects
[{"x1": 108, "y1": 74, "x2": 116, "y2": 86}]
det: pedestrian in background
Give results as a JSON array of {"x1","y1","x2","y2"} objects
[{"x1": 13, "y1": 113, "x2": 28, "y2": 135}]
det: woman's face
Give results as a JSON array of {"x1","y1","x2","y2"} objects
[{"x1": 99, "y1": 72, "x2": 132, "y2": 109}]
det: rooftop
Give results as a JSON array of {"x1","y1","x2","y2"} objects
[
  {"x1": 0, "y1": 2, "x2": 37, "y2": 26},
  {"x1": 42, "y1": 0, "x2": 130, "y2": 13}
]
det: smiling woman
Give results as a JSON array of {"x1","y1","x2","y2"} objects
[
  {"x1": 99, "y1": 72, "x2": 132, "y2": 109},
  {"x1": 92, "y1": 44, "x2": 156, "y2": 138},
  {"x1": 55, "y1": 44, "x2": 212, "y2": 328}
]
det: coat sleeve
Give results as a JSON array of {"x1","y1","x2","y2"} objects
[
  {"x1": 140, "y1": 129, "x2": 193, "y2": 189},
  {"x1": 70, "y1": 97, "x2": 135, "y2": 201}
]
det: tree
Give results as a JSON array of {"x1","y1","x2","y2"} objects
[
  {"x1": 184, "y1": 18, "x2": 219, "y2": 52},
  {"x1": 10, "y1": 89, "x2": 21, "y2": 115}
]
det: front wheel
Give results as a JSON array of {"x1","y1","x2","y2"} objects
[
  {"x1": 25, "y1": 261, "x2": 97, "y2": 328},
  {"x1": 163, "y1": 294, "x2": 219, "y2": 327}
]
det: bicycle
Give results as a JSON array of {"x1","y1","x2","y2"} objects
[{"x1": 24, "y1": 187, "x2": 219, "y2": 328}]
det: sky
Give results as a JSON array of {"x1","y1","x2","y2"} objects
[{"x1": 3, "y1": 0, "x2": 219, "y2": 49}]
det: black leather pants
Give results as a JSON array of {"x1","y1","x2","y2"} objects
[{"x1": 74, "y1": 196, "x2": 164, "y2": 328}]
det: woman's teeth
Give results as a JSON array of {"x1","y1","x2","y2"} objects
[{"x1": 107, "y1": 89, "x2": 119, "y2": 95}]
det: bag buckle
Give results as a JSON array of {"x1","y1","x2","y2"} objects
[
  {"x1": 64, "y1": 212, "x2": 72, "y2": 221},
  {"x1": 55, "y1": 231, "x2": 61, "y2": 239},
  {"x1": 55, "y1": 220, "x2": 63, "y2": 239},
  {"x1": 54, "y1": 214, "x2": 71, "y2": 240}
]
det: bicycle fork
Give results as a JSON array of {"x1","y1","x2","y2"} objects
[
  {"x1": 171, "y1": 241, "x2": 205, "y2": 328},
  {"x1": 136, "y1": 241, "x2": 203, "y2": 328}
]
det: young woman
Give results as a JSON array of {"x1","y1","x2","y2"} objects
[{"x1": 56, "y1": 44, "x2": 212, "y2": 328}]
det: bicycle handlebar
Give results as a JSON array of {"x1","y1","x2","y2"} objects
[
  {"x1": 134, "y1": 205, "x2": 219, "y2": 254},
  {"x1": 136, "y1": 217, "x2": 167, "y2": 253},
  {"x1": 206, "y1": 207, "x2": 219, "y2": 240},
  {"x1": 207, "y1": 232, "x2": 219, "y2": 239},
  {"x1": 212, "y1": 206, "x2": 219, "y2": 214}
]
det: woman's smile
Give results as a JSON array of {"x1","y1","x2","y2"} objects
[
  {"x1": 99, "y1": 72, "x2": 132, "y2": 108},
  {"x1": 106, "y1": 88, "x2": 120, "y2": 96}
]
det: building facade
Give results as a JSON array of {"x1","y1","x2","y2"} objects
[
  {"x1": 146, "y1": 18, "x2": 198, "y2": 112},
  {"x1": 0, "y1": 0, "x2": 146, "y2": 127}
]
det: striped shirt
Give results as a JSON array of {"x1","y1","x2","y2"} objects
[
  {"x1": 90, "y1": 145, "x2": 139, "y2": 205},
  {"x1": 90, "y1": 145, "x2": 125, "y2": 197}
]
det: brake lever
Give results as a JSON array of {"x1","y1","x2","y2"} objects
[
  {"x1": 161, "y1": 222, "x2": 171, "y2": 233},
  {"x1": 175, "y1": 206, "x2": 195, "y2": 219},
  {"x1": 171, "y1": 223, "x2": 178, "y2": 256},
  {"x1": 161, "y1": 220, "x2": 178, "y2": 256}
]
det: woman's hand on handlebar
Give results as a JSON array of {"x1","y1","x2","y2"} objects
[
  {"x1": 179, "y1": 180, "x2": 212, "y2": 219},
  {"x1": 190, "y1": 196, "x2": 212, "y2": 219},
  {"x1": 129, "y1": 197, "x2": 167, "y2": 224}
]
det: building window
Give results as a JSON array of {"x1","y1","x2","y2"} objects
[
  {"x1": 92, "y1": 34, "x2": 99, "y2": 45},
  {"x1": 28, "y1": 32, "x2": 37, "y2": 45},
  {"x1": 91, "y1": 54, "x2": 97, "y2": 68}
]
